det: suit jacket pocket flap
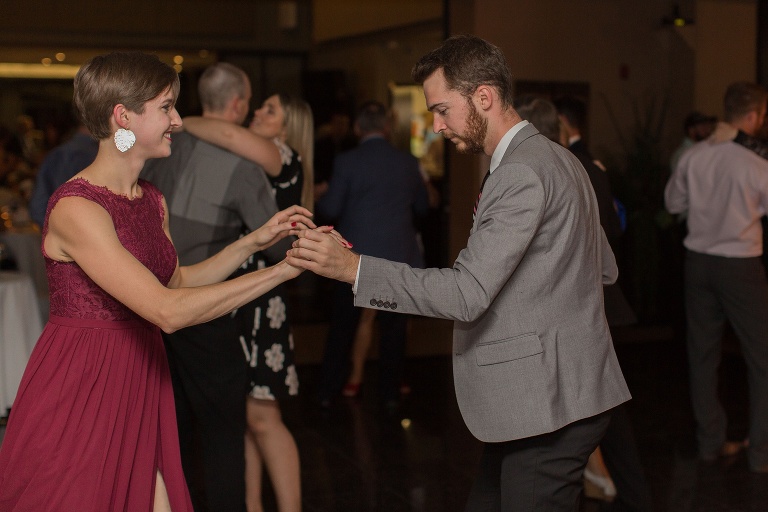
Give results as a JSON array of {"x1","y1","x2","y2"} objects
[{"x1": 476, "y1": 333, "x2": 543, "y2": 366}]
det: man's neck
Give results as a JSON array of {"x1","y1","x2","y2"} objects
[
  {"x1": 728, "y1": 116, "x2": 756, "y2": 137},
  {"x1": 485, "y1": 110, "x2": 523, "y2": 156}
]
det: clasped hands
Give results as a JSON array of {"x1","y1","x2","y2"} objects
[
  {"x1": 247, "y1": 205, "x2": 357, "y2": 283},
  {"x1": 285, "y1": 225, "x2": 360, "y2": 285},
  {"x1": 245, "y1": 205, "x2": 317, "y2": 252}
]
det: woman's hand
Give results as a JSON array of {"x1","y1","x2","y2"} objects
[
  {"x1": 313, "y1": 225, "x2": 353, "y2": 249},
  {"x1": 247, "y1": 205, "x2": 316, "y2": 253}
]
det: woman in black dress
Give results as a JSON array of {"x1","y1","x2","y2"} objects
[{"x1": 182, "y1": 94, "x2": 315, "y2": 512}]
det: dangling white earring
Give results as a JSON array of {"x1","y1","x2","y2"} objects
[{"x1": 114, "y1": 128, "x2": 136, "y2": 152}]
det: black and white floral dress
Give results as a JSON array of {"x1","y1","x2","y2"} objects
[{"x1": 234, "y1": 139, "x2": 304, "y2": 401}]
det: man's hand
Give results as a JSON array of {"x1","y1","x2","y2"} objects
[
  {"x1": 286, "y1": 228, "x2": 360, "y2": 284},
  {"x1": 247, "y1": 205, "x2": 315, "y2": 252}
]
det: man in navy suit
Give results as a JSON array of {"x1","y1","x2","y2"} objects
[{"x1": 316, "y1": 100, "x2": 430, "y2": 407}]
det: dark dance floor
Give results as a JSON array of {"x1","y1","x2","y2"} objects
[
  {"x1": 2, "y1": 320, "x2": 766, "y2": 511},
  {"x1": 277, "y1": 321, "x2": 767, "y2": 512}
]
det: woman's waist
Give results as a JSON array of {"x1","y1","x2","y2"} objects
[{"x1": 48, "y1": 314, "x2": 157, "y2": 331}]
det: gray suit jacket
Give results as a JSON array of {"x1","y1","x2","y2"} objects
[{"x1": 355, "y1": 124, "x2": 630, "y2": 443}]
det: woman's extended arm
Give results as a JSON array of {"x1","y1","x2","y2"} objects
[
  {"x1": 182, "y1": 116, "x2": 283, "y2": 177},
  {"x1": 44, "y1": 197, "x2": 307, "y2": 333}
]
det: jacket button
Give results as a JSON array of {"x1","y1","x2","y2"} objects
[
  {"x1": 376, "y1": 300, "x2": 384, "y2": 307},
  {"x1": 383, "y1": 301, "x2": 391, "y2": 309},
  {"x1": 370, "y1": 299, "x2": 377, "y2": 307},
  {"x1": 391, "y1": 302, "x2": 397, "y2": 310}
]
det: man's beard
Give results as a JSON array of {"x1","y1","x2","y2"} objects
[{"x1": 453, "y1": 100, "x2": 487, "y2": 154}]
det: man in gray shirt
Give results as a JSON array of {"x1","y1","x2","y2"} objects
[{"x1": 142, "y1": 62, "x2": 289, "y2": 511}]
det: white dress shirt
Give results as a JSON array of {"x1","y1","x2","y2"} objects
[{"x1": 665, "y1": 139, "x2": 768, "y2": 257}]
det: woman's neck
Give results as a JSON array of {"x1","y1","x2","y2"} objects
[{"x1": 77, "y1": 143, "x2": 145, "y2": 199}]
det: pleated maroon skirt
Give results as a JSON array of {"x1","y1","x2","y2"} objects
[{"x1": 0, "y1": 315, "x2": 193, "y2": 511}]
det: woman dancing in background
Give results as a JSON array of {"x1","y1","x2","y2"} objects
[{"x1": 183, "y1": 93, "x2": 314, "y2": 512}]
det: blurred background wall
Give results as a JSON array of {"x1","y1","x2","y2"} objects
[{"x1": 0, "y1": 0, "x2": 763, "y2": 323}]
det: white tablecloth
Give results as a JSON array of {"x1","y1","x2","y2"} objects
[
  {"x1": 0, "y1": 231, "x2": 48, "y2": 323},
  {"x1": 0, "y1": 271, "x2": 43, "y2": 415}
]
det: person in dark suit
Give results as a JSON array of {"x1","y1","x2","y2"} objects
[
  {"x1": 287, "y1": 35, "x2": 630, "y2": 511},
  {"x1": 28, "y1": 122, "x2": 98, "y2": 227},
  {"x1": 517, "y1": 96, "x2": 651, "y2": 511},
  {"x1": 315, "y1": 100, "x2": 430, "y2": 407},
  {"x1": 554, "y1": 95, "x2": 593, "y2": 159}
]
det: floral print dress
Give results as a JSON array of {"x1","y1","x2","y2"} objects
[{"x1": 233, "y1": 139, "x2": 303, "y2": 401}]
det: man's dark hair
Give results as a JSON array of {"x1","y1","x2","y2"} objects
[
  {"x1": 355, "y1": 100, "x2": 389, "y2": 134},
  {"x1": 723, "y1": 82, "x2": 768, "y2": 122},
  {"x1": 411, "y1": 35, "x2": 515, "y2": 109},
  {"x1": 553, "y1": 95, "x2": 588, "y2": 133}
]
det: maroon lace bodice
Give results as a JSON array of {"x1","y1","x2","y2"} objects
[{"x1": 42, "y1": 178, "x2": 177, "y2": 321}]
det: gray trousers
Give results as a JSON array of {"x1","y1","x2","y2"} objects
[{"x1": 684, "y1": 250, "x2": 768, "y2": 470}]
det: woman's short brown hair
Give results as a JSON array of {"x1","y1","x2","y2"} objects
[{"x1": 73, "y1": 52, "x2": 180, "y2": 140}]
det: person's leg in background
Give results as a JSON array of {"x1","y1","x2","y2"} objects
[
  {"x1": 342, "y1": 308, "x2": 377, "y2": 397},
  {"x1": 600, "y1": 404, "x2": 654, "y2": 511},
  {"x1": 319, "y1": 282, "x2": 361, "y2": 405},
  {"x1": 245, "y1": 398, "x2": 301, "y2": 512},
  {"x1": 163, "y1": 335, "x2": 205, "y2": 510},
  {"x1": 244, "y1": 433, "x2": 264, "y2": 512},
  {"x1": 717, "y1": 256, "x2": 768, "y2": 471},
  {"x1": 685, "y1": 251, "x2": 735, "y2": 461},
  {"x1": 163, "y1": 316, "x2": 248, "y2": 512},
  {"x1": 376, "y1": 311, "x2": 409, "y2": 406},
  {"x1": 583, "y1": 446, "x2": 617, "y2": 501}
]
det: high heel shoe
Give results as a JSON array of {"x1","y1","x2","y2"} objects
[
  {"x1": 583, "y1": 468, "x2": 617, "y2": 502},
  {"x1": 341, "y1": 383, "x2": 361, "y2": 398}
]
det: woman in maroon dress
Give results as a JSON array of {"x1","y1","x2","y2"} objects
[{"x1": 0, "y1": 52, "x2": 322, "y2": 512}]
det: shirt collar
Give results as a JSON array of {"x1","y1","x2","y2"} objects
[{"x1": 490, "y1": 120, "x2": 529, "y2": 173}]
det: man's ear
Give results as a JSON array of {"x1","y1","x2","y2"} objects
[
  {"x1": 474, "y1": 85, "x2": 494, "y2": 112},
  {"x1": 226, "y1": 95, "x2": 243, "y2": 119}
]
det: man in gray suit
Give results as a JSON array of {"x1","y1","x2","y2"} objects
[{"x1": 287, "y1": 35, "x2": 630, "y2": 511}]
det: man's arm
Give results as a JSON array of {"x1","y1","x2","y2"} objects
[
  {"x1": 664, "y1": 157, "x2": 689, "y2": 214},
  {"x1": 289, "y1": 164, "x2": 547, "y2": 323}
]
